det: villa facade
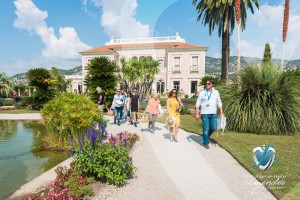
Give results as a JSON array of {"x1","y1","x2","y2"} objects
[{"x1": 80, "y1": 33, "x2": 208, "y2": 97}]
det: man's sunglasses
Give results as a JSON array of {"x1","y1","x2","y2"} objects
[{"x1": 205, "y1": 82, "x2": 211, "y2": 85}]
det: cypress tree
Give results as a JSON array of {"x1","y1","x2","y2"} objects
[{"x1": 262, "y1": 43, "x2": 272, "y2": 65}]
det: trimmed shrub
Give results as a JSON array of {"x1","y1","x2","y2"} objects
[
  {"x1": 200, "y1": 75, "x2": 224, "y2": 87},
  {"x1": 41, "y1": 93, "x2": 102, "y2": 142},
  {"x1": 221, "y1": 64, "x2": 300, "y2": 135},
  {"x1": 180, "y1": 106, "x2": 191, "y2": 115},
  {"x1": 2, "y1": 99, "x2": 14, "y2": 106}
]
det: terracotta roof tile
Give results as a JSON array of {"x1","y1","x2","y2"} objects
[{"x1": 80, "y1": 42, "x2": 208, "y2": 53}]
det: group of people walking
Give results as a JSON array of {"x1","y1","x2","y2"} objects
[{"x1": 96, "y1": 78, "x2": 224, "y2": 149}]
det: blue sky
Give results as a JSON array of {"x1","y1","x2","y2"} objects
[{"x1": 0, "y1": 0, "x2": 299, "y2": 76}]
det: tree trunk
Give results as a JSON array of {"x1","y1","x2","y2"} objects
[
  {"x1": 221, "y1": 28, "x2": 230, "y2": 84},
  {"x1": 221, "y1": 6, "x2": 230, "y2": 84},
  {"x1": 237, "y1": 23, "x2": 241, "y2": 83}
]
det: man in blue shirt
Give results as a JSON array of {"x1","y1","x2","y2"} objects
[{"x1": 195, "y1": 80, "x2": 224, "y2": 149}]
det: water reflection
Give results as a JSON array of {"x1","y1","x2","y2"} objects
[
  {"x1": 0, "y1": 120, "x2": 68, "y2": 199},
  {"x1": 0, "y1": 120, "x2": 18, "y2": 141}
]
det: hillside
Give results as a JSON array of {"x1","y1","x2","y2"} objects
[
  {"x1": 205, "y1": 56, "x2": 300, "y2": 75},
  {"x1": 10, "y1": 57, "x2": 300, "y2": 85},
  {"x1": 12, "y1": 66, "x2": 82, "y2": 85}
]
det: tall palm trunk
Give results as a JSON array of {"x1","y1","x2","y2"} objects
[
  {"x1": 235, "y1": 0, "x2": 241, "y2": 83},
  {"x1": 237, "y1": 23, "x2": 241, "y2": 82},
  {"x1": 221, "y1": 6, "x2": 230, "y2": 84}
]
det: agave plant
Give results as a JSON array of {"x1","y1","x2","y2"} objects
[{"x1": 221, "y1": 64, "x2": 300, "y2": 135}]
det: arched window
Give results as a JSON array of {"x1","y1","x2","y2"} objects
[
  {"x1": 147, "y1": 56, "x2": 152, "y2": 60},
  {"x1": 78, "y1": 82, "x2": 82, "y2": 94},
  {"x1": 139, "y1": 56, "x2": 145, "y2": 60},
  {"x1": 132, "y1": 56, "x2": 138, "y2": 60},
  {"x1": 156, "y1": 80, "x2": 165, "y2": 93}
]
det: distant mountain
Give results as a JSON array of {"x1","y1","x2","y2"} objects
[
  {"x1": 205, "y1": 56, "x2": 300, "y2": 75},
  {"x1": 12, "y1": 66, "x2": 82, "y2": 85},
  {"x1": 11, "y1": 57, "x2": 300, "y2": 85}
]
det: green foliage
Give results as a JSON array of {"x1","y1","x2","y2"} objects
[
  {"x1": 220, "y1": 64, "x2": 300, "y2": 134},
  {"x1": 0, "y1": 72, "x2": 13, "y2": 98},
  {"x1": 73, "y1": 143, "x2": 135, "y2": 187},
  {"x1": 2, "y1": 99, "x2": 14, "y2": 106},
  {"x1": 23, "y1": 165, "x2": 93, "y2": 199},
  {"x1": 85, "y1": 57, "x2": 119, "y2": 108},
  {"x1": 262, "y1": 43, "x2": 272, "y2": 64},
  {"x1": 27, "y1": 68, "x2": 57, "y2": 109},
  {"x1": 27, "y1": 68, "x2": 53, "y2": 89},
  {"x1": 50, "y1": 67, "x2": 71, "y2": 92},
  {"x1": 16, "y1": 96, "x2": 34, "y2": 108},
  {"x1": 200, "y1": 75, "x2": 224, "y2": 87},
  {"x1": 41, "y1": 93, "x2": 101, "y2": 143},
  {"x1": 180, "y1": 106, "x2": 191, "y2": 115},
  {"x1": 139, "y1": 104, "x2": 147, "y2": 111},
  {"x1": 160, "y1": 98, "x2": 197, "y2": 106},
  {"x1": 32, "y1": 87, "x2": 56, "y2": 110},
  {"x1": 121, "y1": 57, "x2": 160, "y2": 98}
]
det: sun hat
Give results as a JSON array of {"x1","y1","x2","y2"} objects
[{"x1": 166, "y1": 116, "x2": 176, "y2": 127}]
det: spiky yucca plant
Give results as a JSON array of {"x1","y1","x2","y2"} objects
[{"x1": 221, "y1": 64, "x2": 300, "y2": 135}]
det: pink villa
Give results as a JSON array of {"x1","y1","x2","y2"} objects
[{"x1": 80, "y1": 33, "x2": 208, "y2": 97}]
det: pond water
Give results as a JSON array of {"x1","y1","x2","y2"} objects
[{"x1": 0, "y1": 120, "x2": 68, "y2": 199}]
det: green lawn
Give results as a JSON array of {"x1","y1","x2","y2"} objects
[
  {"x1": 0, "y1": 109, "x2": 40, "y2": 114},
  {"x1": 157, "y1": 115, "x2": 300, "y2": 199}
]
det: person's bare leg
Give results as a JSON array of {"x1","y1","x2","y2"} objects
[
  {"x1": 169, "y1": 127, "x2": 173, "y2": 142},
  {"x1": 174, "y1": 124, "x2": 179, "y2": 142}
]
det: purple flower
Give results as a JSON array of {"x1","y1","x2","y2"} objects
[
  {"x1": 89, "y1": 155, "x2": 93, "y2": 162},
  {"x1": 124, "y1": 138, "x2": 127, "y2": 147},
  {"x1": 130, "y1": 156, "x2": 133, "y2": 163},
  {"x1": 70, "y1": 135, "x2": 76, "y2": 146},
  {"x1": 68, "y1": 151, "x2": 74, "y2": 157},
  {"x1": 109, "y1": 166, "x2": 112, "y2": 172},
  {"x1": 86, "y1": 127, "x2": 99, "y2": 148},
  {"x1": 119, "y1": 132, "x2": 123, "y2": 141}
]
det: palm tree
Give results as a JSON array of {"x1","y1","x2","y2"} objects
[
  {"x1": 84, "y1": 56, "x2": 119, "y2": 106},
  {"x1": 235, "y1": 0, "x2": 241, "y2": 83},
  {"x1": 193, "y1": 0, "x2": 259, "y2": 83},
  {"x1": 121, "y1": 57, "x2": 160, "y2": 99},
  {"x1": 0, "y1": 72, "x2": 13, "y2": 98},
  {"x1": 282, "y1": 0, "x2": 290, "y2": 69}
]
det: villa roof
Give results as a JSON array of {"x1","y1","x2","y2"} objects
[{"x1": 80, "y1": 42, "x2": 208, "y2": 54}]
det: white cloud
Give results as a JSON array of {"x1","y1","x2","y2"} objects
[
  {"x1": 1, "y1": 56, "x2": 82, "y2": 76},
  {"x1": 13, "y1": 0, "x2": 91, "y2": 61},
  {"x1": 234, "y1": 4, "x2": 300, "y2": 60},
  {"x1": 82, "y1": 0, "x2": 150, "y2": 38}
]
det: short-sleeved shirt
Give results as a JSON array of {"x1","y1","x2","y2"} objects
[
  {"x1": 195, "y1": 88, "x2": 222, "y2": 114},
  {"x1": 98, "y1": 92, "x2": 105, "y2": 105},
  {"x1": 147, "y1": 98, "x2": 160, "y2": 115}
]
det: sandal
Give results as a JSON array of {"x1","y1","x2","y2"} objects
[{"x1": 174, "y1": 136, "x2": 178, "y2": 142}]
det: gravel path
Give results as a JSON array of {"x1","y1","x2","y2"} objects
[
  {"x1": 93, "y1": 116, "x2": 276, "y2": 200},
  {"x1": 0, "y1": 113, "x2": 42, "y2": 120}
]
